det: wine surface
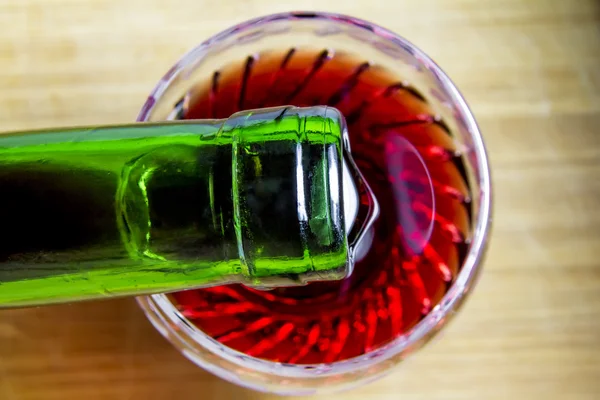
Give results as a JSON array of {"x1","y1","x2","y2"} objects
[{"x1": 171, "y1": 48, "x2": 472, "y2": 364}]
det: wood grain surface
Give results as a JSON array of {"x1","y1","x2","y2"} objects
[{"x1": 0, "y1": 1, "x2": 599, "y2": 399}]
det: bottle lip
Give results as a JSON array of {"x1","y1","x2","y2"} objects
[
  {"x1": 223, "y1": 105, "x2": 359, "y2": 287},
  {"x1": 340, "y1": 119, "x2": 381, "y2": 279}
]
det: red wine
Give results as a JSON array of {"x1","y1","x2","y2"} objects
[{"x1": 170, "y1": 48, "x2": 472, "y2": 364}]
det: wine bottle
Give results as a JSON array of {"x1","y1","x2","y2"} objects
[{"x1": 0, "y1": 105, "x2": 379, "y2": 308}]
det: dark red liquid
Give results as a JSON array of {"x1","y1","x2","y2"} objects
[{"x1": 171, "y1": 48, "x2": 472, "y2": 364}]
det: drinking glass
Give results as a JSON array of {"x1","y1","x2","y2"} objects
[{"x1": 136, "y1": 11, "x2": 492, "y2": 395}]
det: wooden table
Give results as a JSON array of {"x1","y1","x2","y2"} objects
[{"x1": 0, "y1": 1, "x2": 599, "y2": 399}]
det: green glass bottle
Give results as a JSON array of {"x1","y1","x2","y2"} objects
[{"x1": 0, "y1": 106, "x2": 378, "y2": 308}]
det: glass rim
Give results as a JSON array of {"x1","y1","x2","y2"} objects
[{"x1": 137, "y1": 10, "x2": 493, "y2": 379}]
